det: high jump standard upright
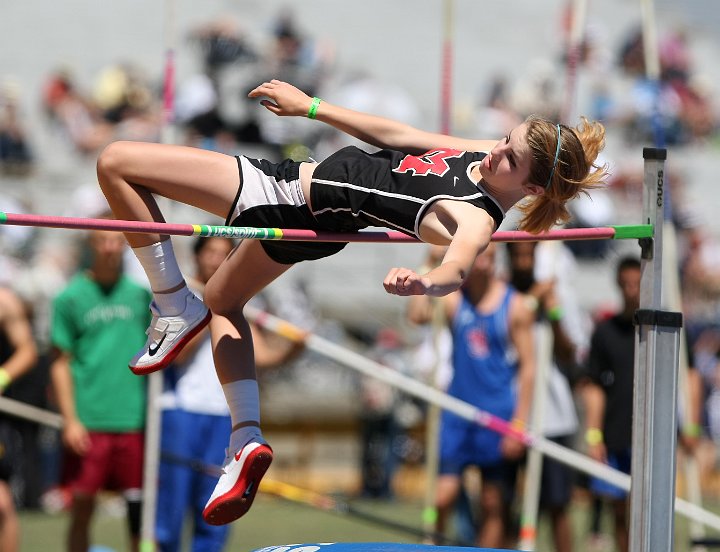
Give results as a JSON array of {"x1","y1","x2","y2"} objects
[{"x1": 630, "y1": 147, "x2": 682, "y2": 551}]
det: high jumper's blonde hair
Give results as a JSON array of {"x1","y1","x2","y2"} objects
[{"x1": 518, "y1": 115, "x2": 608, "y2": 233}]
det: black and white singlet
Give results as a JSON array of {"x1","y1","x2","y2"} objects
[{"x1": 310, "y1": 146, "x2": 505, "y2": 237}]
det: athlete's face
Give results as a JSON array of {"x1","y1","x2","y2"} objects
[{"x1": 480, "y1": 122, "x2": 534, "y2": 193}]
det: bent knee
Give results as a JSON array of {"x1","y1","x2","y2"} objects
[
  {"x1": 203, "y1": 279, "x2": 247, "y2": 316},
  {"x1": 96, "y1": 141, "x2": 135, "y2": 182}
]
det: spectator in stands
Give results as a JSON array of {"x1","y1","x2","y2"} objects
[
  {"x1": 408, "y1": 244, "x2": 535, "y2": 548},
  {"x1": 0, "y1": 285, "x2": 38, "y2": 552},
  {"x1": 581, "y1": 256, "x2": 640, "y2": 552},
  {"x1": 0, "y1": 79, "x2": 34, "y2": 176},
  {"x1": 358, "y1": 327, "x2": 406, "y2": 500}
]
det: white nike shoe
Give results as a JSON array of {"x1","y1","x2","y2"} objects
[
  {"x1": 202, "y1": 438, "x2": 273, "y2": 526},
  {"x1": 129, "y1": 292, "x2": 211, "y2": 375}
]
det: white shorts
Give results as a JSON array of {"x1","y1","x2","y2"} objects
[
  {"x1": 225, "y1": 156, "x2": 348, "y2": 264},
  {"x1": 225, "y1": 155, "x2": 307, "y2": 225}
]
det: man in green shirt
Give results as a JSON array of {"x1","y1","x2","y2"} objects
[{"x1": 50, "y1": 223, "x2": 151, "y2": 552}]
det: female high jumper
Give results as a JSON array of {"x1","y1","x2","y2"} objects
[{"x1": 97, "y1": 78, "x2": 607, "y2": 525}]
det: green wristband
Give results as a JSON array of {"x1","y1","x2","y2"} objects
[
  {"x1": 422, "y1": 506, "x2": 438, "y2": 524},
  {"x1": 683, "y1": 423, "x2": 702, "y2": 438},
  {"x1": 307, "y1": 97, "x2": 321, "y2": 119},
  {"x1": 547, "y1": 305, "x2": 563, "y2": 322},
  {"x1": 0, "y1": 368, "x2": 11, "y2": 391}
]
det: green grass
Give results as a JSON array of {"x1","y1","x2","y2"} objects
[
  {"x1": 18, "y1": 494, "x2": 720, "y2": 551},
  {"x1": 19, "y1": 497, "x2": 427, "y2": 552}
]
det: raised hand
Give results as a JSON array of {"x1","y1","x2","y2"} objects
[{"x1": 247, "y1": 79, "x2": 312, "y2": 117}]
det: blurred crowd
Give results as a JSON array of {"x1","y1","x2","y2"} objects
[{"x1": 1, "y1": 4, "x2": 720, "y2": 552}]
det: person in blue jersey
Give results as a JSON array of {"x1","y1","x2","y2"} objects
[
  {"x1": 408, "y1": 243, "x2": 535, "y2": 548},
  {"x1": 97, "y1": 78, "x2": 605, "y2": 525}
]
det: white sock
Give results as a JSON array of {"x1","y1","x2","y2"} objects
[
  {"x1": 132, "y1": 240, "x2": 185, "y2": 291},
  {"x1": 132, "y1": 240, "x2": 188, "y2": 315},
  {"x1": 222, "y1": 379, "x2": 263, "y2": 451}
]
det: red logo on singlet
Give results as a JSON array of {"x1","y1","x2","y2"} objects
[
  {"x1": 467, "y1": 328, "x2": 489, "y2": 358},
  {"x1": 393, "y1": 149, "x2": 464, "y2": 177}
]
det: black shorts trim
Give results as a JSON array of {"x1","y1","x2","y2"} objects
[
  {"x1": 226, "y1": 155, "x2": 349, "y2": 264},
  {"x1": 229, "y1": 204, "x2": 349, "y2": 264},
  {"x1": 225, "y1": 156, "x2": 244, "y2": 226}
]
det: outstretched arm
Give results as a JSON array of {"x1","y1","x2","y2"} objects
[
  {"x1": 384, "y1": 203, "x2": 496, "y2": 297},
  {"x1": 248, "y1": 79, "x2": 497, "y2": 154}
]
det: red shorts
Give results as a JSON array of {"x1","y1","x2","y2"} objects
[{"x1": 62, "y1": 431, "x2": 144, "y2": 495}]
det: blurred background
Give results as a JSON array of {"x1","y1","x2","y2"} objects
[
  {"x1": 1, "y1": 0, "x2": 719, "y2": 325},
  {"x1": 1, "y1": 0, "x2": 720, "y2": 551}
]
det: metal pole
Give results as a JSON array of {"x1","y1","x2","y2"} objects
[
  {"x1": 439, "y1": 0, "x2": 454, "y2": 135},
  {"x1": 518, "y1": 321, "x2": 553, "y2": 550},
  {"x1": 421, "y1": 300, "x2": 445, "y2": 540},
  {"x1": 140, "y1": 372, "x2": 163, "y2": 552},
  {"x1": 629, "y1": 147, "x2": 681, "y2": 552},
  {"x1": 140, "y1": 1, "x2": 177, "y2": 547},
  {"x1": 560, "y1": 0, "x2": 588, "y2": 124},
  {"x1": 638, "y1": 148, "x2": 665, "y2": 308}
]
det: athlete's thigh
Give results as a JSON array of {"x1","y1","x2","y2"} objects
[
  {"x1": 111, "y1": 141, "x2": 241, "y2": 219},
  {"x1": 205, "y1": 239, "x2": 293, "y2": 312}
]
